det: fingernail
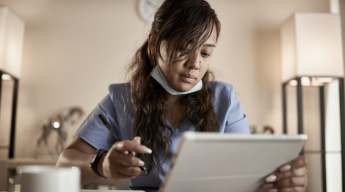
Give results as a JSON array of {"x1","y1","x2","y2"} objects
[
  {"x1": 134, "y1": 136, "x2": 141, "y2": 140},
  {"x1": 265, "y1": 175, "x2": 277, "y2": 182},
  {"x1": 145, "y1": 148, "x2": 152, "y2": 154},
  {"x1": 280, "y1": 164, "x2": 291, "y2": 172},
  {"x1": 117, "y1": 142, "x2": 124, "y2": 148},
  {"x1": 263, "y1": 184, "x2": 273, "y2": 189},
  {"x1": 139, "y1": 160, "x2": 145, "y2": 166},
  {"x1": 268, "y1": 189, "x2": 277, "y2": 192}
]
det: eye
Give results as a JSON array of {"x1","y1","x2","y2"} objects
[{"x1": 201, "y1": 52, "x2": 210, "y2": 57}]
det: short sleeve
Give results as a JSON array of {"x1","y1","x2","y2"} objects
[
  {"x1": 75, "y1": 94, "x2": 119, "y2": 150},
  {"x1": 224, "y1": 85, "x2": 251, "y2": 134}
]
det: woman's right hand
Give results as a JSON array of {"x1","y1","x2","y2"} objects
[{"x1": 98, "y1": 137, "x2": 152, "y2": 180}]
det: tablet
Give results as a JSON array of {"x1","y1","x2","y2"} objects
[{"x1": 159, "y1": 132, "x2": 307, "y2": 192}]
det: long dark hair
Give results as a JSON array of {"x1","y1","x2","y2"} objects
[{"x1": 124, "y1": 0, "x2": 221, "y2": 175}]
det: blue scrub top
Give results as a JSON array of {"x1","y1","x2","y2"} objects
[{"x1": 76, "y1": 81, "x2": 250, "y2": 191}]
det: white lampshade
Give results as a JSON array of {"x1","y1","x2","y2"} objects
[
  {"x1": 281, "y1": 13, "x2": 344, "y2": 83},
  {"x1": 0, "y1": 5, "x2": 25, "y2": 79}
]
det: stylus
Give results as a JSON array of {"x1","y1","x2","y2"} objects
[{"x1": 98, "y1": 114, "x2": 148, "y2": 175}]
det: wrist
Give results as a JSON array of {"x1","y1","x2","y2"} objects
[
  {"x1": 89, "y1": 149, "x2": 108, "y2": 178},
  {"x1": 97, "y1": 153, "x2": 107, "y2": 177}
]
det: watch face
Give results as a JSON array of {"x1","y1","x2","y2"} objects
[
  {"x1": 138, "y1": 0, "x2": 164, "y2": 22},
  {"x1": 90, "y1": 149, "x2": 99, "y2": 165}
]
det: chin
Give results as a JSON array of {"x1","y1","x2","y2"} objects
[{"x1": 173, "y1": 82, "x2": 194, "y2": 92}]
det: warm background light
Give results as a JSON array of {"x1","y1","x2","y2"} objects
[
  {"x1": 281, "y1": 13, "x2": 344, "y2": 82},
  {"x1": 0, "y1": 5, "x2": 25, "y2": 78},
  {"x1": 1, "y1": 74, "x2": 12, "y2": 80}
]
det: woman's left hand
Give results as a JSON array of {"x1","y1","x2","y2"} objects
[{"x1": 263, "y1": 155, "x2": 308, "y2": 192}]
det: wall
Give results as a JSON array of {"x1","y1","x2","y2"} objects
[{"x1": 0, "y1": 0, "x2": 330, "y2": 158}]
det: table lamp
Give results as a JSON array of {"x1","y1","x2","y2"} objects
[
  {"x1": 281, "y1": 13, "x2": 344, "y2": 192},
  {"x1": 0, "y1": 5, "x2": 25, "y2": 158}
]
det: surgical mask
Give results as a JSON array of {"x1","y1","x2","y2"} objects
[{"x1": 150, "y1": 65, "x2": 203, "y2": 95}]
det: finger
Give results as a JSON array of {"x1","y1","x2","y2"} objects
[
  {"x1": 275, "y1": 176, "x2": 307, "y2": 188},
  {"x1": 113, "y1": 140, "x2": 152, "y2": 154},
  {"x1": 110, "y1": 152, "x2": 145, "y2": 167},
  {"x1": 268, "y1": 156, "x2": 308, "y2": 182},
  {"x1": 132, "y1": 137, "x2": 141, "y2": 156},
  {"x1": 266, "y1": 162, "x2": 295, "y2": 183},
  {"x1": 280, "y1": 164, "x2": 292, "y2": 172},
  {"x1": 269, "y1": 164, "x2": 292, "y2": 182},
  {"x1": 274, "y1": 167, "x2": 308, "y2": 181},
  {"x1": 116, "y1": 166, "x2": 143, "y2": 177},
  {"x1": 266, "y1": 175, "x2": 278, "y2": 183},
  {"x1": 292, "y1": 156, "x2": 307, "y2": 169},
  {"x1": 133, "y1": 136, "x2": 141, "y2": 144},
  {"x1": 279, "y1": 156, "x2": 307, "y2": 174}
]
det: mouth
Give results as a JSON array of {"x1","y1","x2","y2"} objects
[{"x1": 179, "y1": 74, "x2": 197, "y2": 83}]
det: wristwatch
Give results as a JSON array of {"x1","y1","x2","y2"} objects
[{"x1": 90, "y1": 149, "x2": 108, "y2": 178}]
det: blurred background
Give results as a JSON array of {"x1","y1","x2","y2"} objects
[{"x1": 0, "y1": 0, "x2": 344, "y2": 191}]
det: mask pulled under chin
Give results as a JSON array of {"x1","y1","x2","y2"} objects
[{"x1": 150, "y1": 65, "x2": 203, "y2": 95}]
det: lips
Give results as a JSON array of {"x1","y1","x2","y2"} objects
[
  {"x1": 180, "y1": 73, "x2": 197, "y2": 83},
  {"x1": 180, "y1": 73, "x2": 196, "y2": 79}
]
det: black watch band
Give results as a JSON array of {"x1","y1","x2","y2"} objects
[{"x1": 90, "y1": 149, "x2": 108, "y2": 178}]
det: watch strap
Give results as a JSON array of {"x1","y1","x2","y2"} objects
[{"x1": 90, "y1": 149, "x2": 108, "y2": 178}]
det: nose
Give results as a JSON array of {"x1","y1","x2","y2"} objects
[{"x1": 186, "y1": 54, "x2": 201, "y2": 70}]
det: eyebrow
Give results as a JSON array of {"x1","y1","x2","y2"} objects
[{"x1": 203, "y1": 43, "x2": 216, "y2": 47}]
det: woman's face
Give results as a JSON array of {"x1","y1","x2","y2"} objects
[{"x1": 157, "y1": 27, "x2": 218, "y2": 93}]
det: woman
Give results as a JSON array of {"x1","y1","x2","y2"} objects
[{"x1": 56, "y1": 0, "x2": 308, "y2": 191}]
